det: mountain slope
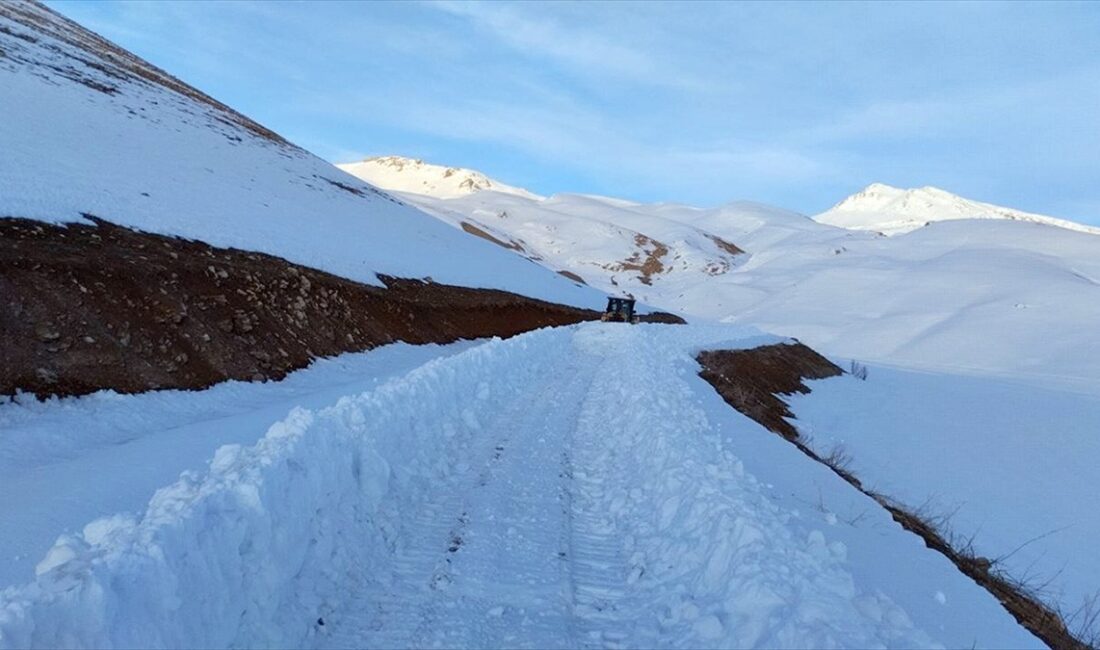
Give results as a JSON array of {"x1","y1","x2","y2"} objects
[
  {"x1": 816, "y1": 183, "x2": 1100, "y2": 236},
  {"x1": 0, "y1": 3, "x2": 594, "y2": 307},
  {"x1": 338, "y1": 157, "x2": 767, "y2": 300},
  {"x1": 0, "y1": 2, "x2": 611, "y2": 399}
]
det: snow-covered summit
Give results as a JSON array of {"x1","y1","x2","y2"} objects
[
  {"x1": 816, "y1": 183, "x2": 1100, "y2": 236},
  {"x1": 338, "y1": 156, "x2": 541, "y2": 200}
]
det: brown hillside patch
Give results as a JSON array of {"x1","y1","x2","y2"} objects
[
  {"x1": 460, "y1": 221, "x2": 526, "y2": 253},
  {"x1": 557, "y1": 269, "x2": 586, "y2": 285},
  {"x1": 1, "y1": 216, "x2": 599, "y2": 399},
  {"x1": 697, "y1": 344, "x2": 1086, "y2": 649},
  {"x1": 606, "y1": 234, "x2": 669, "y2": 286},
  {"x1": 706, "y1": 234, "x2": 745, "y2": 256}
]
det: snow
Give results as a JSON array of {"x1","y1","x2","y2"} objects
[
  {"x1": 344, "y1": 159, "x2": 1100, "y2": 394},
  {"x1": 788, "y1": 363, "x2": 1100, "y2": 624},
  {"x1": 342, "y1": 157, "x2": 1100, "y2": 626},
  {"x1": 0, "y1": 6, "x2": 598, "y2": 309},
  {"x1": 0, "y1": 341, "x2": 478, "y2": 590},
  {"x1": 0, "y1": 5, "x2": 1090, "y2": 645},
  {"x1": 816, "y1": 182, "x2": 1100, "y2": 237},
  {"x1": 337, "y1": 156, "x2": 540, "y2": 200},
  {"x1": 0, "y1": 324, "x2": 1039, "y2": 648}
]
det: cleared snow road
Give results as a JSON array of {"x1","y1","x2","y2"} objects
[
  {"x1": 0, "y1": 324, "x2": 1038, "y2": 649},
  {"x1": 309, "y1": 326, "x2": 1001, "y2": 648}
]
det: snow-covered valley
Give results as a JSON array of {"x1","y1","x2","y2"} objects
[{"x1": 2, "y1": 1, "x2": 1099, "y2": 648}]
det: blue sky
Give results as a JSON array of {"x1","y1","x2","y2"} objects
[{"x1": 50, "y1": 1, "x2": 1100, "y2": 223}]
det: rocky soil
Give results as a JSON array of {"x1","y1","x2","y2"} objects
[{"x1": 1, "y1": 216, "x2": 600, "y2": 398}]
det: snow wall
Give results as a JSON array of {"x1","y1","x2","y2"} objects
[{"x1": 0, "y1": 327, "x2": 572, "y2": 649}]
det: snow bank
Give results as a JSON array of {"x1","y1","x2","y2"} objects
[
  {"x1": 0, "y1": 341, "x2": 479, "y2": 590},
  {"x1": 0, "y1": 327, "x2": 573, "y2": 649}
]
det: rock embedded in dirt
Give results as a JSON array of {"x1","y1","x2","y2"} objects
[{"x1": 34, "y1": 322, "x2": 60, "y2": 341}]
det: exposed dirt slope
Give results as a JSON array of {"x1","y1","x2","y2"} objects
[
  {"x1": 697, "y1": 343, "x2": 842, "y2": 439},
  {"x1": 1, "y1": 216, "x2": 600, "y2": 398}
]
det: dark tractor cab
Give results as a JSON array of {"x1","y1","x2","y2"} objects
[{"x1": 601, "y1": 297, "x2": 639, "y2": 324}]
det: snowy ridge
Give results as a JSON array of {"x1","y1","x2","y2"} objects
[
  {"x1": 0, "y1": 324, "x2": 1037, "y2": 648},
  {"x1": 816, "y1": 183, "x2": 1100, "y2": 236},
  {"x1": 0, "y1": 4, "x2": 597, "y2": 307},
  {"x1": 337, "y1": 156, "x2": 540, "y2": 200},
  {"x1": 346, "y1": 157, "x2": 1100, "y2": 394},
  {"x1": 338, "y1": 161, "x2": 754, "y2": 296}
]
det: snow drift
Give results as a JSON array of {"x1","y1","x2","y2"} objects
[{"x1": 0, "y1": 329, "x2": 568, "y2": 648}]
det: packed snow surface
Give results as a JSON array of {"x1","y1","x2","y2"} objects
[
  {"x1": 0, "y1": 4, "x2": 598, "y2": 308},
  {"x1": 816, "y1": 183, "x2": 1100, "y2": 237},
  {"x1": 343, "y1": 158, "x2": 1100, "y2": 394},
  {"x1": 0, "y1": 324, "x2": 1038, "y2": 648}
]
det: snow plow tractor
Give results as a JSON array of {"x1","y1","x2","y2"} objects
[{"x1": 601, "y1": 297, "x2": 639, "y2": 324}]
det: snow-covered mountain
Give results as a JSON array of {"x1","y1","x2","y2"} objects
[
  {"x1": 338, "y1": 156, "x2": 540, "y2": 200},
  {"x1": 339, "y1": 157, "x2": 759, "y2": 293},
  {"x1": 816, "y1": 182, "x2": 1100, "y2": 236},
  {"x1": 343, "y1": 156, "x2": 1100, "y2": 395}
]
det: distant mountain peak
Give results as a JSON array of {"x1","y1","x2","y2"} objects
[
  {"x1": 818, "y1": 183, "x2": 1100, "y2": 236},
  {"x1": 338, "y1": 155, "x2": 540, "y2": 200}
]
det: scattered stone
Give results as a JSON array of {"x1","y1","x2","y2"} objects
[
  {"x1": 34, "y1": 323, "x2": 61, "y2": 341},
  {"x1": 34, "y1": 368, "x2": 57, "y2": 384}
]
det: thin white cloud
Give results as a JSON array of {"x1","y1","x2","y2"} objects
[{"x1": 428, "y1": 1, "x2": 701, "y2": 90}]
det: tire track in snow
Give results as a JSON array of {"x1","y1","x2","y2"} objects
[{"x1": 318, "y1": 352, "x2": 596, "y2": 649}]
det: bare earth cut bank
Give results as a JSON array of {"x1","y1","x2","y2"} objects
[
  {"x1": 0, "y1": 216, "x2": 600, "y2": 399},
  {"x1": 697, "y1": 344, "x2": 1087, "y2": 650}
]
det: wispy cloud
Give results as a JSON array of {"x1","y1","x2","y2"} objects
[
  {"x1": 428, "y1": 1, "x2": 703, "y2": 90},
  {"x1": 48, "y1": 0, "x2": 1100, "y2": 222}
]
